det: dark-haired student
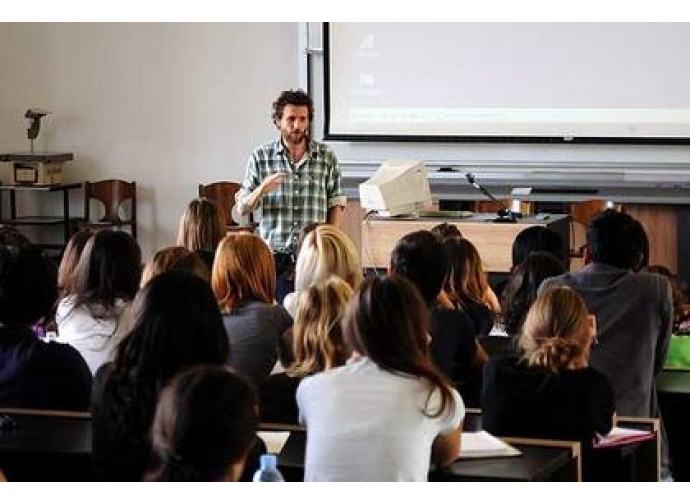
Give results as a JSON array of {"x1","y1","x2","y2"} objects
[
  {"x1": 541, "y1": 209, "x2": 673, "y2": 479},
  {"x1": 0, "y1": 245, "x2": 91, "y2": 410},
  {"x1": 390, "y1": 230, "x2": 485, "y2": 407},
  {"x1": 56, "y1": 230, "x2": 141, "y2": 375},
  {"x1": 145, "y1": 365, "x2": 259, "y2": 482},
  {"x1": 297, "y1": 276, "x2": 464, "y2": 481},
  {"x1": 91, "y1": 271, "x2": 230, "y2": 481}
]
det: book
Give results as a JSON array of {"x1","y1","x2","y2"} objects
[
  {"x1": 458, "y1": 430, "x2": 522, "y2": 459},
  {"x1": 594, "y1": 427, "x2": 655, "y2": 449}
]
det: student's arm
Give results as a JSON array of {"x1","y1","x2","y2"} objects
[
  {"x1": 484, "y1": 286, "x2": 501, "y2": 313},
  {"x1": 431, "y1": 422, "x2": 463, "y2": 468},
  {"x1": 474, "y1": 340, "x2": 489, "y2": 367}
]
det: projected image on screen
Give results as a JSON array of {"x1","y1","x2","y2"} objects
[{"x1": 324, "y1": 23, "x2": 690, "y2": 143}]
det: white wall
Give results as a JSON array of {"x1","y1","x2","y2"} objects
[{"x1": 0, "y1": 22, "x2": 299, "y2": 258}]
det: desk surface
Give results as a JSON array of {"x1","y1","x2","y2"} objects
[
  {"x1": 0, "y1": 411, "x2": 91, "y2": 456},
  {"x1": 657, "y1": 369, "x2": 690, "y2": 394},
  {"x1": 275, "y1": 430, "x2": 576, "y2": 482}
]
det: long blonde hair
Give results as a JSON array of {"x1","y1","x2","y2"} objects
[
  {"x1": 519, "y1": 286, "x2": 592, "y2": 373},
  {"x1": 177, "y1": 198, "x2": 225, "y2": 253},
  {"x1": 211, "y1": 234, "x2": 275, "y2": 312},
  {"x1": 288, "y1": 276, "x2": 353, "y2": 378},
  {"x1": 294, "y1": 225, "x2": 363, "y2": 292}
]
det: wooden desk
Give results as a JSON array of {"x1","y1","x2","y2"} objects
[
  {"x1": 0, "y1": 183, "x2": 82, "y2": 253},
  {"x1": 360, "y1": 213, "x2": 570, "y2": 272},
  {"x1": 0, "y1": 408, "x2": 91, "y2": 481},
  {"x1": 261, "y1": 421, "x2": 579, "y2": 482}
]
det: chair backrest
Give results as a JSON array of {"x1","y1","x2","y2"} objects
[
  {"x1": 198, "y1": 181, "x2": 254, "y2": 229},
  {"x1": 568, "y1": 199, "x2": 609, "y2": 258},
  {"x1": 83, "y1": 179, "x2": 137, "y2": 239}
]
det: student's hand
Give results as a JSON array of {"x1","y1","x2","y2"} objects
[{"x1": 260, "y1": 173, "x2": 289, "y2": 196}]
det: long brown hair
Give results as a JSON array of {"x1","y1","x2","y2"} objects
[
  {"x1": 211, "y1": 234, "x2": 275, "y2": 312},
  {"x1": 177, "y1": 198, "x2": 225, "y2": 253},
  {"x1": 442, "y1": 237, "x2": 489, "y2": 310},
  {"x1": 344, "y1": 276, "x2": 455, "y2": 418}
]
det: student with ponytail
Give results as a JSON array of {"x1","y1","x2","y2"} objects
[{"x1": 481, "y1": 285, "x2": 615, "y2": 475}]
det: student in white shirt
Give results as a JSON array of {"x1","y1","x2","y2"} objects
[
  {"x1": 56, "y1": 230, "x2": 141, "y2": 375},
  {"x1": 297, "y1": 275, "x2": 465, "y2": 481}
]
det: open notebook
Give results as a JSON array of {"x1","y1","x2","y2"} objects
[
  {"x1": 458, "y1": 430, "x2": 522, "y2": 459},
  {"x1": 257, "y1": 429, "x2": 523, "y2": 459},
  {"x1": 594, "y1": 427, "x2": 655, "y2": 449}
]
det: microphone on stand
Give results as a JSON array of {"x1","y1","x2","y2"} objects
[{"x1": 465, "y1": 172, "x2": 521, "y2": 223}]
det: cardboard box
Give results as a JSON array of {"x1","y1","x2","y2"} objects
[{"x1": 13, "y1": 162, "x2": 64, "y2": 185}]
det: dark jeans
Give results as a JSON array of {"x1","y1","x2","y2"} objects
[{"x1": 274, "y1": 252, "x2": 296, "y2": 304}]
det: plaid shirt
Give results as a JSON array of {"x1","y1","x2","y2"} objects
[{"x1": 236, "y1": 138, "x2": 346, "y2": 253}]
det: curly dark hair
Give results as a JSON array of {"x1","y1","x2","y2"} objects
[{"x1": 271, "y1": 89, "x2": 314, "y2": 124}]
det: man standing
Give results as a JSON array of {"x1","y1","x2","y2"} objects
[{"x1": 234, "y1": 89, "x2": 346, "y2": 300}]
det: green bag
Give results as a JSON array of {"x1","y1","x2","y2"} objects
[{"x1": 664, "y1": 335, "x2": 690, "y2": 370}]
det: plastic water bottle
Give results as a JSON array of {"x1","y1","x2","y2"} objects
[{"x1": 252, "y1": 454, "x2": 285, "y2": 482}]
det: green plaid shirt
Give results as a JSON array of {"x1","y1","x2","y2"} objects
[{"x1": 236, "y1": 138, "x2": 346, "y2": 253}]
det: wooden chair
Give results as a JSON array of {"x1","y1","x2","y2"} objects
[
  {"x1": 198, "y1": 181, "x2": 257, "y2": 233},
  {"x1": 568, "y1": 199, "x2": 610, "y2": 260},
  {"x1": 82, "y1": 179, "x2": 137, "y2": 240}
]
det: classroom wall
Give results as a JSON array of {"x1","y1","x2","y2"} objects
[{"x1": 0, "y1": 22, "x2": 299, "y2": 259}]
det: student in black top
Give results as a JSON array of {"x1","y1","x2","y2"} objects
[
  {"x1": 390, "y1": 230, "x2": 485, "y2": 407},
  {"x1": 482, "y1": 285, "x2": 614, "y2": 479},
  {"x1": 91, "y1": 271, "x2": 229, "y2": 481},
  {"x1": 0, "y1": 245, "x2": 91, "y2": 410}
]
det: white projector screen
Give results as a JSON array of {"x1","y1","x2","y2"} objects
[{"x1": 323, "y1": 23, "x2": 690, "y2": 144}]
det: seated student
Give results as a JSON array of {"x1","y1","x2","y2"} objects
[
  {"x1": 91, "y1": 270, "x2": 230, "y2": 481},
  {"x1": 0, "y1": 245, "x2": 91, "y2": 410},
  {"x1": 297, "y1": 276, "x2": 465, "y2": 481},
  {"x1": 56, "y1": 230, "x2": 141, "y2": 375},
  {"x1": 211, "y1": 234, "x2": 292, "y2": 387},
  {"x1": 441, "y1": 236, "x2": 498, "y2": 338},
  {"x1": 482, "y1": 285, "x2": 614, "y2": 478},
  {"x1": 145, "y1": 365, "x2": 259, "y2": 482},
  {"x1": 390, "y1": 230, "x2": 484, "y2": 407},
  {"x1": 282, "y1": 224, "x2": 362, "y2": 318},
  {"x1": 430, "y1": 222, "x2": 463, "y2": 240},
  {"x1": 260, "y1": 276, "x2": 353, "y2": 424},
  {"x1": 492, "y1": 225, "x2": 568, "y2": 299},
  {"x1": 140, "y1": 246, "x2": 210, "y2": 287},
  {"x1": 177, "y1": 198, "x2": 226, "y2": 271},
  {"x1": 499, "y1": 251, "x2": 566, "y2": 340}
]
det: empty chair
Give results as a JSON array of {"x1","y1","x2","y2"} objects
[
  {"x1": 82, "y1": 180, "x2": 137, "y2": 240},
  {"x1": 198, "y1": 181, "x2": 256, "y2": 233}
]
